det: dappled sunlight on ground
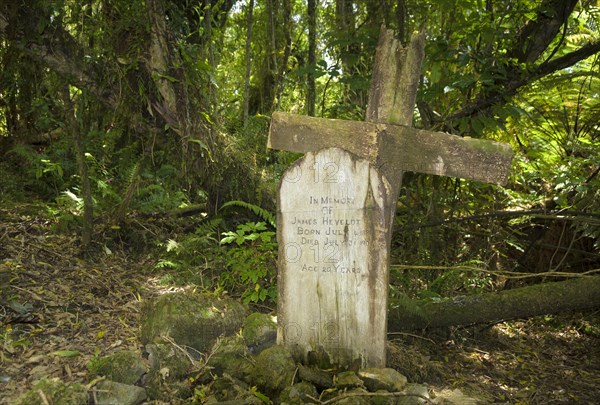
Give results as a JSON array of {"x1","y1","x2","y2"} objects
[
  {"x1": 0, "y1": 208, "x2": 150, "y2": 403},
  {"x1": 1, "y1": 206, "x2": 599, "y2": 404},
  {"x1": 388, "y1": 317, "x2": 600, "y2": 403}
]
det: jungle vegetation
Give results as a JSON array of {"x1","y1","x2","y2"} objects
[
  {"x1": 0, "y1": 0, "x2": 599, "y2": 401},
  {"x1": 1, "y1": 0, "x2": 598, "y2": 288}
]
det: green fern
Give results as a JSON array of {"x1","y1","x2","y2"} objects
[
  {"x1": 220, "y1": 200, "x2": 276, "y2": 228},
  {"x1": 8, "y1": 144, "x2": 40, "y2": 165},
  {"x1": 194, "y1": 216, "x2": 223, "y2": 237},
  {"x1": 154, "y1": 259, "x2": 179, "y2": 269},
  {"x1": 127, "y1": 162, "x2": 141, "y2": 185}
]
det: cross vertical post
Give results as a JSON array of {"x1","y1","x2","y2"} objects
[{"x1": 269, "y1": 28, "x2": 513, "y2": 368}]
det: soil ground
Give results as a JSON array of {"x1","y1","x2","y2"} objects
[{"x1": 1, "y1": 205, "x2": 599, "y2": 404}]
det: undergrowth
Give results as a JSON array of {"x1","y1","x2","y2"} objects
[{"x1": 154, "y1": 200, "x2": 278, "y2": 306}]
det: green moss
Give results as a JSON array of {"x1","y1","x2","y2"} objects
[
  {"x1": 140, "y1": 292, "x2": 248, "y2": 353},
  {"x1": 207, "y1": 335, "x2": 256, "y2": 382},
  {"x1": 279, "y1": 381, "x2": 318, "y2": 404},
  {"x1": 16, "y1": 378, "x2": 88, "y2": 405},
  {"x1": 242, "y1": 312, "x2": 276, "y2": 348},
  {"x1": 254, "y1": 345, "x2": 297, "y2": 394},
  {"x1": 87, "y1": 350, "x2": 146, "y2": 385}
]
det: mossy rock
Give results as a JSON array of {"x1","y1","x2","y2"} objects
[
  {"x1": 297, "y1": 364, "x2": 333, "y2": 389},
  {"x1": 209, "y1": 375, "x2": 265, "y2": 404},
  {"x1": 207, "y1": 335, "x2": 256, "y2": 383},
  {"x1": 146, "y1": 342, "x2": 192, "y2": 379},
  {"x1": 332, "y1": 388, "x2": 371, "y2": 404},
  {"x1": 279, "y1": 381, "x2": 318, "y2": 404},
  {"x1": 95, "y1": 380, "x2": 147, "y2": 405},
  {"x1": 397, "y1": 383, "x2": 431, "y2": 405},
  {"x1": 335, "y1": 371, "x2": 365, "y2": 389},
  {"x1": 370, "y1": 390, "x2": 401, "y2": 405},
  {"x1": 253, "y1": 345, "x2": 297, "y2": 394},
  {"x1": 144, "y1": 368, "x2": 192, "y2": 401},
  {"x1": 143, "y1": 341, "x2": 194, "y2": 400},
  {"x1": 140, "y1": 292, "x2": 248, "y2": 353},
  {"x1": 358, "y1": 367, "x2": 407, "y2": 392},
  {"x1": 242, "y1": 312, "x2": 277, "y2": 354},
  {"x1": 87, "y1": 350, "x2": 147, "y2": 385},
  {"x1": 15, "y1": 378, "x2": 88, "y2": 405}
]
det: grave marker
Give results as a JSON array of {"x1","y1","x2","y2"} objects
[{"x1": 269, "y1": 29, "x2": 514, "y2": 368}]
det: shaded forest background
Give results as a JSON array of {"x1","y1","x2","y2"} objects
[
  {"x1": 1, "y1": 0, "x2": 599, "y2": 312},
  {"x1": 1, "y1": 0, "x2": 600, "y2": 403}
]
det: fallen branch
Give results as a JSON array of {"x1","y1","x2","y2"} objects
[
  {"x1": 307, "y1": 391, "x2": 433, "y2": 405},
  {"x1": 388, "y1": 276, "x2": 600, "y2": 331},
  {"x1": 389, "y1": 265, "x2": 600, "y2": 280}
]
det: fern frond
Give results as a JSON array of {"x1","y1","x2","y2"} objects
[
  {"x1": 195, "y1": 216, "x2": 223, "y2": 236},
  {"x1": 154, "y1": 259, "x2": 179, "y2": 269},
  {"x1": 128, "y1": 162, "x2": 141, "y2": 184},
  {"x1": 220, "y1": 200, "x2": 276, "y2": 228},
  {"x1": 8, "y1": 144, "x2": 41, "y2": 164}
]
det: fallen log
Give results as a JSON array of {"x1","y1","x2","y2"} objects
[{"x1": 388, "y1": 276, "x2": 600, "y2": 331}]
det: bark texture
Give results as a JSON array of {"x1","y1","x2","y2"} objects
[
  {"x1": 268, "y1": 112, "x2": 513, "y2": 185},
  {"x1": 306, "y1": 0, "x2": 317, "y2": 116},
  {"x1": 366, "y1": 28, "x2": 424, "y2": 128},
  {"x1": 388, "y1": 276, "x2": 600, "y2": 331}
]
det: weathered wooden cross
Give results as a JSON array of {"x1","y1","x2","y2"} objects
[{"x1": 268, "y1": 29, "x2": 514, "y2": 368}]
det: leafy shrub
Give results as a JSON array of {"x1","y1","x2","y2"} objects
[
  {"x1": 219, "y1": 221, "x2": 277, "y2": 305},
  {"x1": 154, "y1": 216, "x2": 225, "y2": 286},
  {"x1": 153, "y1": 201, "x2": 278, "y2": 305}
]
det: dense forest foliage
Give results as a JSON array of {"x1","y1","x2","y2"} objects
[
  {"x1": 1, "y1": 0, "x2": 600, "y2": 403},
  {"x1": 1, "y1": 0, "x2": 598, "y2": 284}
]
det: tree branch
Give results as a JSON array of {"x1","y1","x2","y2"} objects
[
  {"x1": 508, "y1": 0, "x2": 578, "y2": 64},
  {"x1": 445, "y1": 0, "x2": 599, "y2": 122},
  {"x1": 447, "y1": 41, "x2": 600, "y2": 121},
  {"x1": 0, "y1": 11, "x2": 118, "y2": 109},
  {"x1": 535, "y1": 41, "x2": 600, "y2": 77}
]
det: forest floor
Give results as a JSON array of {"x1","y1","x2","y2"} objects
[{"x1": 0, "y1": 204, "x2": 599, "y2": 404}]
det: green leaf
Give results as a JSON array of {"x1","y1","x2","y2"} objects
[
  {"x1": 220, "y1": 236, "x2": 232, "y2": 244},
  {"x1": 189, "y1": 138, "x2": 209, "y2": 150},
  {"x1": 166, "y1": 239, "x2": 180, "y2": 252},
  {"x1": 11, "y1": 339, "x2": 32, "y2": 347},
  {"x1": 259, "y1": 289, "x2": 267, "y2": 301},
  {"x1": 50, "y1": 350, "x2": 81, "y2": 357},
  {"x1": 252, "y1": 388, "x2": 270, "y2": 403},
  {"x1": 200, "y1": 111, "x2": 214, "y2": 125},
  {"x1": 260, "y1": 232, "x2": 275, "y2": 242},
  {"x1": 471, "y1": 117, "x2": 484, "y2": 136}
]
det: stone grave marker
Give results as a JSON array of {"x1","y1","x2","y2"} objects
[{"x1": 269, "y1": 29, "x2": 514, "y2": 368}]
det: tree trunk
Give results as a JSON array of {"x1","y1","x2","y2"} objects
[
  {"x1": 306, "y1": 0, "x2": 316, "y2": 116},
  {"x1": 265, "y1": 0, "x2": 277, "y2": 113},
  {"x1": 242, "y1": 0, "x2": 254, "y2": 128},
  {"x1": 60, "y1": 85, "x2": 93, "y2": 248},
  {"x1": 275, "y1": 0, "x2": 292, "y2": 111},
  {"x1": 388, "y1": 276, "x2": 600, "y2": 331},
  {"x1": 335, "y1": 0, "x2": 362, "y2": 109},
  {"x1": 396, "y1": 0, "x2": 407, "y2": 44},
  {"x1": 113, "y1": 160, "x2": 142, "y2": 224}
]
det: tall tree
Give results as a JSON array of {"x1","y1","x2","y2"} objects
[
  {"x1": 307, "y1": 0, "x2": 317, "y2": 116},
  {"x1": 60, "y1": 85, "x2": 93, "y2": 248},
  {"x1": 243, "y1": 0, "x2": 255, "y2": 127},
  {"x1": 335, "y1": 0, "x2": 363, "y2": 110}
]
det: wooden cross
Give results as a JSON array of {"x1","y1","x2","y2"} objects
[{"x1": 268, "y1": 28, "x2": 513, "y2": 368}]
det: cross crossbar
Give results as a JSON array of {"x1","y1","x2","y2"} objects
[{"x1": 269, "y1": 112, "x2": 514, "y2": 185}]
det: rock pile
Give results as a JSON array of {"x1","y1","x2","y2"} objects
[{"x1": 16, "y1": 292, "x2": 481, "y2": 404}]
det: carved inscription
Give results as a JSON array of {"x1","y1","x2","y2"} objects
[
  {"x1": 281, "y1": 155, "x2": 372, "y2": 276},
  {"x1": 277, "y1": 147, "x2": 391, "y2": 367}
]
